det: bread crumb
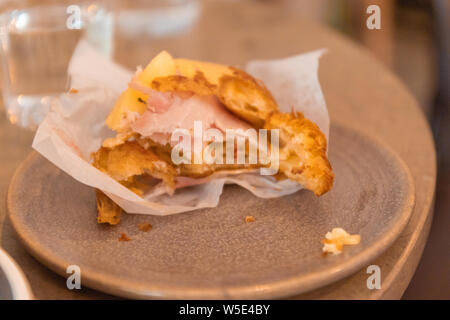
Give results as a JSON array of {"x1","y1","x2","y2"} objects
[
  {"x1": 96, "y1": 190, "x2": 122, "y2": 225},
  {"x1": 69, "y1": 88, "x2": 79, "y2": 94},
  {"x1": 138, "y1": 223, "x2": 152, "y2": 232},
  {"x1": 322, "y1": 228, "x2": 360, "y2": 255},
  {"x1": 245, "y1": 216, "x2": 255, "y2": 223},
  {"x1": 118, "y1": 232, "x2": 131, "y2": 241}
]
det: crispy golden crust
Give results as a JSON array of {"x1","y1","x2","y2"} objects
[
  {"x1": 96, "y1": 189, "x2": 122, "y2": 225},
  {"x1": 265, "y1": 112, "x2": 334, "y2": 196},
  {"x1": 217, "y1": 68, "x2": 279, "y2": 128},
  {"x1": 149, "y1": 68, "x2": 278, "y2": 128},
  {"x1": 151, "y1": 71, "x2": 216, "y2": 96},
  {"x1": 93, "y1": 142, "x2": 179, "y2": 225},
  {"x1": 134, "y1": 135, "x2": 265, "y2": 178},
  {"x1": 92, "y1": 141, "x2": 177, "y2": 191}
]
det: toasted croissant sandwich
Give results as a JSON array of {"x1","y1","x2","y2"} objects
[{"x1": 92, "y1": 52, "x2": 333, "y2": 224}]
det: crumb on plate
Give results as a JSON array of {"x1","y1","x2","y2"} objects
[
  {"x1": 245, "y1": 215, "x2": 255, "y2": 223},
  {"x1": 118, "y1": 232, "x2": 131, "y2": 242},
  {"x1": 96, "y1": 190, "x2": 122, "y2": 225},
  {"x1": 138, "y1": 222, "x2": 152, "y2": 232},
  {"x1": 322, "y1": 228, "x2": 360, "y2": 255},
  {"x1": 69, "y1": 88, "x2": 79, "y2": 94}
]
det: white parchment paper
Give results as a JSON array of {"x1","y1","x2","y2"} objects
[{"x1": 32, "y1": 40, "x2": 329, "y2": 215}]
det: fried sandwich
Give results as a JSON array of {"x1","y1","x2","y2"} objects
[{"x1": 93, "y1": 51, "x2": 334, "y2": 224}]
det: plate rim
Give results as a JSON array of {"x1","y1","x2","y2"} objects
[{"x1": 7, "y1": 124, "x2": 415, "y2": 299}]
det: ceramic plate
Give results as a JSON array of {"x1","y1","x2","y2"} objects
[
  {"x1": 0, "y1": 247, "x2": 33, "y2": 300},
  {"x1": 7, "y1": 124, "x2": 414, "y2": 299}
]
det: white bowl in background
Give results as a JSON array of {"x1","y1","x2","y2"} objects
[{"x1": 0, "y1": 247, "x2": 33, "y2": 300}]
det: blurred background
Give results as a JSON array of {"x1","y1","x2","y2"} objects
[
  {"x1": 0, "y1": 0, "x2": 448, "y2": 299},
  {"x1": 272, "y1": 0, "x2": 449, "y2": 299},
  {"x1": 281, "y1": 0, "x2": 449, "y2": 300}
]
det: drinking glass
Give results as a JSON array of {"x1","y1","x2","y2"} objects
[{"x1": 0, "y1": 0, "x2": 113, "y2": 129}]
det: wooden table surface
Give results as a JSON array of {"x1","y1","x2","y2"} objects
[{"x1": 0, "y1": 1, "x2": 436, "y2": 299}]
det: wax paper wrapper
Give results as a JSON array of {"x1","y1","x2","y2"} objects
[{"x1": 32, "y1": 41, "x2": 329, "y2": 215}]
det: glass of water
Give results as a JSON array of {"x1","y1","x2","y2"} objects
[{"x1": 0, "y1": 0, "x2": 113, "y2": 130}]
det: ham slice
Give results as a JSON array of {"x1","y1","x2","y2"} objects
[{"x1": 131, "y1": 90, "x2": 252, "y2": 146}]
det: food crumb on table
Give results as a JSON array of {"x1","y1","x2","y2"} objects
[
  {"x1": 245, "y1": 216, "x2": 255, "y2": 223},
  {"x1": 118, "y1": 232, "x2": 131, "y2": 241},
  {"x1": 138, "y1": 223, "x2": 152, "y2": 232},
  {"x1": 322, "y1": 228, "x2": 360, "y2": 255},
  {"x1": 69, "y1": 88, "x2": 79, "y2": 94}
]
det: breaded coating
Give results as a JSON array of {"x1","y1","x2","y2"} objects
[
  {"x1": 150, "y1": 72, "x2": 216, "y2": 97},
  {"x1": 134, "y1": 136, "x2": 265, "y2": 178},
  {"x1": 96, "y1": 189, "x2": 122, "y2": 225},
  {"x1": 217, "y1": 68, "x2": 279, "y2": 128},
  {"x1": 265, "y1": 112, "x2": 334, "y2": 196},
  {"x1": 134, "y1": 134, "x2": 264, "y2": 177},
  {"x1": 150, "y1": 68, "x2": 278, "y2": 128},
  {"x1": 92, "y1": 141, "x2": 177, "y2": 191}
]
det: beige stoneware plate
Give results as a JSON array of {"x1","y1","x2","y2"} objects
[{"x1": 7, "y1": 124, "x2": 415, "y2": 299}]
